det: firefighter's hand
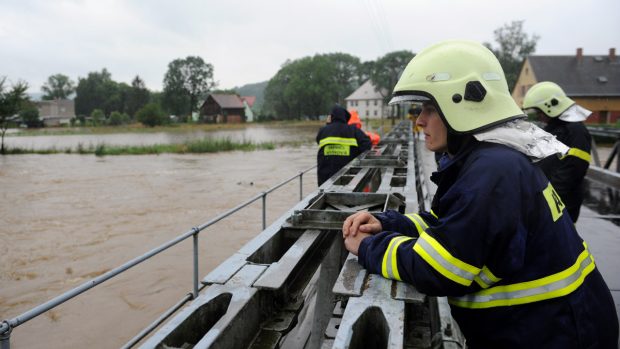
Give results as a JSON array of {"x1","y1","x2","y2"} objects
[
  {"x1": 342, "y1": 212, "x2": 382, "y2": 239},
  {"x1": 344, "y1": 232, "x2": 371, "y2": 256}
]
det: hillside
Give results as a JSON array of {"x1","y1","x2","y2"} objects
[{"x1": 235, "y1": 81, "x2": 268, "y2": 112}]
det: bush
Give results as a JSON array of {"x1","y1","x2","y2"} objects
[
  {"x1": 109, "y1": 111, "x2": 130, "y2": 126},
  {"x1": 136, "y1": 103, "x2": 167, "y2": 127},
  {"x1": 91, "y1": 109, "x2": 105, "y2": 126}
]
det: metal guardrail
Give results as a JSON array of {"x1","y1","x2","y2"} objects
[
  {"x1": 0, "y1": 164, "x2": 317, "y2": 349},
  {"x1": 586, "y1": 126, "x2": 620, "y2": 171}
]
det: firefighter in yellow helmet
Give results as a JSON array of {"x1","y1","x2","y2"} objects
[
  {"x1": 342, "y1": 40, "x2": 618, "y2": 348},
  {"x1": 523, "y1": 81, "x2": 592, "y2": 222}
]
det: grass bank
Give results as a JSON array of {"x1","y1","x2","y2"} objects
[{"x1": 3, "y1": 138, "x2": 282, "y2": 156}]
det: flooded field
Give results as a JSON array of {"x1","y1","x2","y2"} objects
[{"x1": 2, "y1": 124, "x2": 319, "y2": 150}]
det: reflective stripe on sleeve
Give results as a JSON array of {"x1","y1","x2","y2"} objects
[
  {"x1": 319, "y1": 137, "x2": 358, "y2": 148},
  {"x1": 449, "y1": 242, "x2": 595, "y2": 308},
  {"x1": 562, "y1": 148, "x2": 591, "y2": 163},
  {"x1": 405, "y1": 213, "x2": 428, "y2": 235},
  {"x1": 381, "y1": 236, "x2": 414, "y2": 281},
  {"x1": 474, "y1": 266, "x2": 501, "y2": 289},
  {"x1": 413, "y1": 232, "x2": 481, "y2": 286}
]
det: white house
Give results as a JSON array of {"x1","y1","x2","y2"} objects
[{"x1": 344, "y1": 80, "x2": 388, "y2": 119}]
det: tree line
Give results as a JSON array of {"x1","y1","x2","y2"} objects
[{"x1": 1, "y1": 20, "x2": 538, "y2": 133}]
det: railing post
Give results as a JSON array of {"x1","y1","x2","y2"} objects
[
  {"x1": 262, "y1": 192, "x2": 267, "y2": 230},
  {"x1": 1, "y1": 321, "x2": 11, "y2": 349},
  {"x1": 299, "y1": 171, "x2": 304, "y2": 201},
  {"x1": 192, "y1": 228, "x2": 199, "y2": 299}
]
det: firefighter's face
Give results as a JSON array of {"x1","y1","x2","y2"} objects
[{"x1": 416, "y1": 103, "x2": 448, "y2": 153}]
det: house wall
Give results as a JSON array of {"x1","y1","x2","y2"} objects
[
  {"x1": 346, "y1": 99, "x2": 387, "y2": 119},
  {"x1": 574, "y1": 97, "x2": 620, "y2": 124},
  {"x1": 511, "y1": 59, "x2": 538, "y2": 107}
]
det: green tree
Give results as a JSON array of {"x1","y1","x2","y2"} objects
[
  {"x1": 126, "y1": 75, "x2": 150, "y2": 118},
  {"x1": 264, "y1": 54, "x2": 361, "y2": 119},
  {"x1": 19, "y1": 104, "x2": 41, "y2": 128},
  {"x1": 41, "y1": 74, "x2": 75, "y2": 100},
  {"x1": 484, "y1": 20, "x2": 539, "y2": 91},
  {"x1": 0, "y1": 77, "x2": 29, "y2": 153},
  {"x1": 322, "y1": 53, "x2": 362, "y2": 104},
  {"x1": 136, "y1": 103, "x2": 167, "y2": 127},
  {"x1": 75, "y1": 69, "x2": 127, "y2": 116},
  {"x1": 369, "y1": 50, "x2": 415, "y2": 103},
  {"x1": 162, "y1": 56, "x2": 216, "y2": 117}
]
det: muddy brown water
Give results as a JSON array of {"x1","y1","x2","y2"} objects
[{"x1": 0, "y1": 143, "x2": 319, "y2": 348}]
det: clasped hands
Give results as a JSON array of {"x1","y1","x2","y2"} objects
[{"x1": 342, "y1": 212, "x2": 382, "y2": 255}]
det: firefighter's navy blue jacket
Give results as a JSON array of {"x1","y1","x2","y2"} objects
[
  {"x1": 357, "y1": 140, "x2": 618, "y2": 348},
  {"x1": 316, "y1": 113, "x2": 371, "y2": 186},
  {"x1": 539, "y1": 118, "x2": 592, "y2": 222}
]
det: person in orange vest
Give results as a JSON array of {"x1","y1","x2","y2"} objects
[{"x1": 348, "y1": 109, "x2": 381, "y2": 146}]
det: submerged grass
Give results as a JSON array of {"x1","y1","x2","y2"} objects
[{"x1": 5, "y1": 138, "x2": 280, "y2": 156}]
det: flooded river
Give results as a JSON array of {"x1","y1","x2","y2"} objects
[{"x1": 0, "y1": 127, "x2": 319, "y2": 348}]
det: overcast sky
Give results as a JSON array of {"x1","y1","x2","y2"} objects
[{"x1": 1, "y1": 0, "x2": 619, "y2": 93}]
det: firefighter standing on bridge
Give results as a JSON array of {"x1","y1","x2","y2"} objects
[
  {"x1": 342, "y1": 40, "x2": 618, "y2": 348},
  {"x1": 523, "y1": 81, "x2": 592, "y2": 222},
  {"x1": 316, "y1": 105, "x2": 371, "y2": 186}
]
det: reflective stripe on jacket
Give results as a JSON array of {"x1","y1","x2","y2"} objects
[{"x1": 316, "y1": 120, "x2": 370, "y2": 186}]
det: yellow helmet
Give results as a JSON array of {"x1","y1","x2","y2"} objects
[
  {"x1": 522, "y1": 81, "x2": 575, "y2": 118},
  {"x1": 389, "y1": 40, "x2": 524, "y2": 133}
]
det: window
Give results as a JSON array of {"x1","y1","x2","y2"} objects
[
  {"x1": 374, "y1": 100, "x2": 377, "y2": 106},
  {"x1": 521, "y1": 85, "x2": 526, "y2": 97},
  {"x1": 374, "y1": 110, "x2": 377, "y2": 116},
  {"x1": 366, "y1": 101, "x2": 369, "y2": 106},
  {"x1": 366, "y1": 110, "x2": 369, "y2": 116}
]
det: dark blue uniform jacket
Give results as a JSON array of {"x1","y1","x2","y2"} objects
[
  {"x1": 539, "y1": 118, "x2": 592, "y2": 222},
  {"x1": 358, "y1": 140, "x2": 618, "y2": 349},
  {"x1": 316, "y1": 115, "x2": 370, "y2": 186}
]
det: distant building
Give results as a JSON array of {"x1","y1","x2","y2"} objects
[
  {"x1": 240, "y1": 96, "x2": 256, "y2": 122},
  {"x1": 345, "y1": 80, "x2": 388, "y2": 119},
  {"x1": 513, "y1": 48, "x2": 620, "y2": 124},
  {"x1": 199, "y1": 94, "x2": 246, "y2": 123},
  {"x1": 36, "y1": 99, "x2": 75, "y2": 126}
]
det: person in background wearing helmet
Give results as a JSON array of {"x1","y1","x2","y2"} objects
[
  {"x1": 407, "y1": 105, "x2": 423, "y2": 136},
  {"x1": 316, "y1": 105, "x2": 371, "y2": 186},
  {"x1": 523, "y1": 82, "x2": 592, "y2": 222},
  {"x1": 342, "y1": 40, "x2": 618, "y2": 348},
  {"x1": 348, "y1": 108, "x2": 381, "y2": 146}
]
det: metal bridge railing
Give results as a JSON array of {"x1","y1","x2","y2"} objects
[
  {"x1": 0, "y1": 164, "x2": 317, "y2": 349},
  {"x1": 587, "y1": 126, "x2": 620, "y2": 170}
]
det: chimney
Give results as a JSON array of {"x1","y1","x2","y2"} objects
[
  {"x1": 576, "y1": 48, "x2": 583, "y2": 63},
  {"x1": 610, "y1": 48, "x2": 616, "y2": 61}
]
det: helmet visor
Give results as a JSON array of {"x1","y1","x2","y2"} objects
[{"x1": 388, "y1": 94, "x2": 430, "y2": 105}]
